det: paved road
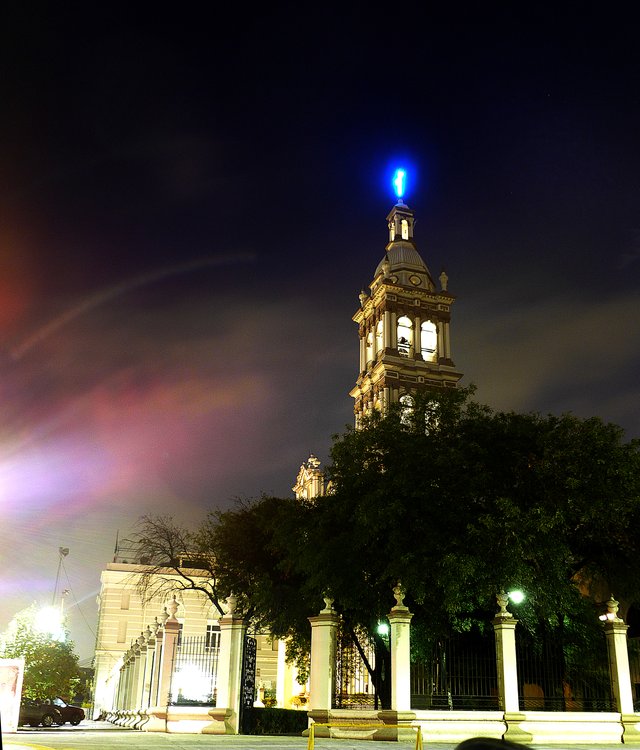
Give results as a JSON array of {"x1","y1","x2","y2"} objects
[{"x1": 0, "y1": 721, "x2": 629, "y2": 750}]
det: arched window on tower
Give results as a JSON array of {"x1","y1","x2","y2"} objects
[
  {"x1": 421, "y1": 320, "x2": 437, "y2": 361},
  {"x1": 375, "y1": 319, "x2": 383, "y2": 354},
  {"x1": 401, "y1": 219, "x2": 409, "y2": 240},
  {"x1": 366, "y1": 330, "x2": 374, "y2": 364},
  {"x1": 397, "y1": 316, "x2": 412, "y2": 357}
]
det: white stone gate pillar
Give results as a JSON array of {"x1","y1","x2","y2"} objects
[
  {"x1": 492, "y1": 591, "x2": 527, "y2": 742},
  {"x1": 155, "y1": 600, "x2": 181, "y2": 707},
  {"x1": 308, "y1": 597, "x2": 339, "y2": 712},
  {"x1": 387, "y1": 584, "x2": 413, "y2": 711},
  {"x1": 208, "y1": 594, "x2": 246, "y2": 734},
  {"x1": 601, "y1": 596, "x2": 640, "y2": 742}
]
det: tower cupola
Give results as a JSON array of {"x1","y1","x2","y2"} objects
[{"x1": 349, "y1": 173, "x2": 463, "y2": 425}]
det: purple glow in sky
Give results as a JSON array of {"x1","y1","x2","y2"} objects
[{"x1": 1, "y1": 5, "x2": 639, "y2": 661}]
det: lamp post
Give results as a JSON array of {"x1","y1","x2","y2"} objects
[{"x1": 52, "y1": 547, "x2": 69, "y2": 606}]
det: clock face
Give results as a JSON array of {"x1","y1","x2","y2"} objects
[{"x1": 409, "y1": 274, "x2": 422, "y2": 286}]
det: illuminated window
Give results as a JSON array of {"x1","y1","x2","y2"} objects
[
  {"x1": 401, "y1": 219, "x2": 409, "y2": 240},
  {"x1": 421, "y1": 320, "x2": 437, "y2": 361},
  {"x1": 366, "y1": 330, "x2": 374, "y2": 363},
  {"x1": 205, "y1": 624, "x2": 220, "y2": 650},
  {"x1": 375, "y1": 320, "x2": 383, "y2": 353},
  {"x1": 397, "y1": 316, "x2": 412, "y2": 357}
]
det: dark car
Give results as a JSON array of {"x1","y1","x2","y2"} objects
[
  {"x1": 51, "y1": 696, "x2": 85, "y2": 725},
  {"x1": 19, "y1": 698, "x2": 63, "y2": 727}
]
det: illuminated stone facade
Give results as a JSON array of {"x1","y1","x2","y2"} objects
[
  {"x1": 92, "y1": 560, "x2": 278, "y2": 718},
  {"x1": 350, "y1": 198, "x2": 462, "y2": 424}
]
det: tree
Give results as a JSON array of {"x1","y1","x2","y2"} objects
[
  {"x1": 128, "y1": 498, "x2": 317, "y2": 683},
  {"x1": 0, "y1": 604, "x2": 81, "y2": 700},
  {"x1": 128, "y1": 386, "x2": 640, "y2": 708},
  {"x1": 333, "y1": 388, "x2": 639, "y2": 618}
]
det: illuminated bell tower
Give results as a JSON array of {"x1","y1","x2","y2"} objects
[{"x1": 349, "y1": 170, "x2": 463, "y2": 425}]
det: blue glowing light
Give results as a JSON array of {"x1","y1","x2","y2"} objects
[{"x1": 393, "y1": 168, "x2": 406, "y2": 198}]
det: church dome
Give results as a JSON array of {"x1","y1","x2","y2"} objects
[
  {"x1": 375, "y1": 240, "x2": 429, "y2": 276},
  {"x1": 373, "y1": 240, "x2": 435, "y2": 291}
]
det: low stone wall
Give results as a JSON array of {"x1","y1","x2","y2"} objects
[
  {"x1": 310, "y1": 708, "x2": 640, "y2": 745},
  {"x1": 106, "y1": 706, "x2": 226, "y2": 734},
  {"x1": 106, "y1": 705, "x2": 640, "y2": 742},
  {"x1": 412, "y1": 710, "x2": 505, "y2": 743},
  {"x1": 502, "y1": 711, "x2": 626, "y2": 745}
]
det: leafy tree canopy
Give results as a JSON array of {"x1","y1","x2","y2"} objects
[
  {"x1": 0, "y1": 603, "x2": 81, "y2": 700},
  {"x1": 129, "y1": 386, "x2": 640, "y2": 681},
  {"x1": 311, "y1": 386, "x2": 640, "y2": 646}
]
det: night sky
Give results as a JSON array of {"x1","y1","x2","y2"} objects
[{"x1": 1, "y1": 5, "x2": 639, "y2": 662}]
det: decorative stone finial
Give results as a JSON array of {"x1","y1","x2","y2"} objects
[
  {"x1": 393, "y1": 583, "x2": 406, "y2": 608},
  {"x1": 167, "y1": 595, "x2": 179, "y2": 622},
  {"x1": 320, "y1": 595, "x2": 335, "y2": 614},
  {"x1": 161, "y1": 607, "x2": 169, "y2": 625},
  {"x1": 439, "y1": 269, "x2": 449, "y2": 291},
  {"x1": 359, "y1": 291, "x2": 367, "y2": 306},
  {"x1": 144, "y1": 625, "x2": 153, "y2": 640},
  {"x1": 599, "y1": 595, "x2": 623, "y2": 623},
  {"x1": 496, "y1": 590, "x2": 513, "y2": 619},
  {"x1": 382, "y1": 258, "x2": 391, "y2": 278},
  {"x1": 226, "y1": 592, "x2": 238, "y2": 615}
]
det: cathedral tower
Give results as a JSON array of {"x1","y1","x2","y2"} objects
[{"x1": 349, "y1": 174, "x2": 463, "y2": 424}]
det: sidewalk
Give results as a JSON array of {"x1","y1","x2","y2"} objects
[{"x1": 1, "y1": 722, "x2": 632, "y2": 750}]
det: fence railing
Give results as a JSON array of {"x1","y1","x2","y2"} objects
[
  {"x1": 411, "y1": 633, "x2": 498, "y2": 710},
  {"x1": 629, "y1": 639, "x2": 640, "y2": 712},
  {"x1": 169, "y1": 635, "x2": 219, "y2": 706},
  {"x1": 516, "y1": 628, "x2": 614, "y2": 712},
  {"x1": 334, "y1": 626, "x2": 377, "y2": 709}
]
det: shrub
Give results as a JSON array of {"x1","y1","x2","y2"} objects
[{"x1": 243, "y1": 707, "x2": 308, "y2": 735}]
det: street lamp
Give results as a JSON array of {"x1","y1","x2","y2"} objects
[{"x1": 52, "y1": 547, "x2": 69, "y2": 606}]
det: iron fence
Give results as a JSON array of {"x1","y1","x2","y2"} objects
[
  {"x1": 411, "y1": 632, "x2": 499, "y2": 710},
  {"x1": 516, "y1": 628, "x2": 613, "y2": 711},
  {"x1": 628, "y1": 638, "x2": 640, "y2": 711},
  {"x1": 169, "y1": 635, "x2": 219, "y2": 706}
]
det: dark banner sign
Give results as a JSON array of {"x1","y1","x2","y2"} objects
[{"x1": 241, "y1": 635, "x2": 257, "y2": 709}]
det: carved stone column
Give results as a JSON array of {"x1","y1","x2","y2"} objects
[
  {"x1": 387, "y1": 584, "x2": 413, "y2": 711},
  {"x1": 492, "y1": 591, "x2": 527, "y2": 742},
  {"x1": 209, "y1": 593, "x2": 246, "y2": 734},
  {"x1": 601, "y1": 596, "x2": 640, "y2": 742},
  {"x1": 308, "y1": 597, "x2": 339, "y2": 714}
]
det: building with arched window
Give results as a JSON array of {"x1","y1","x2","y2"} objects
[{"x1": 349, "y1": 196, "x2": 463, "y2": 424}]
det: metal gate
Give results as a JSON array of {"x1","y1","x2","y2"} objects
[
  {"x1": 168, "y1": 635, "x2": 219, "y2": 705},
  {"x1": 411, "y1": 631, "x2": 498, "y2": 710},
  {"x1": 334, "y1": 625, "x2": 377, "y2": 709},
  {"x1": 239, "y1": 635, "x2": 257, "y2": 733}
]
